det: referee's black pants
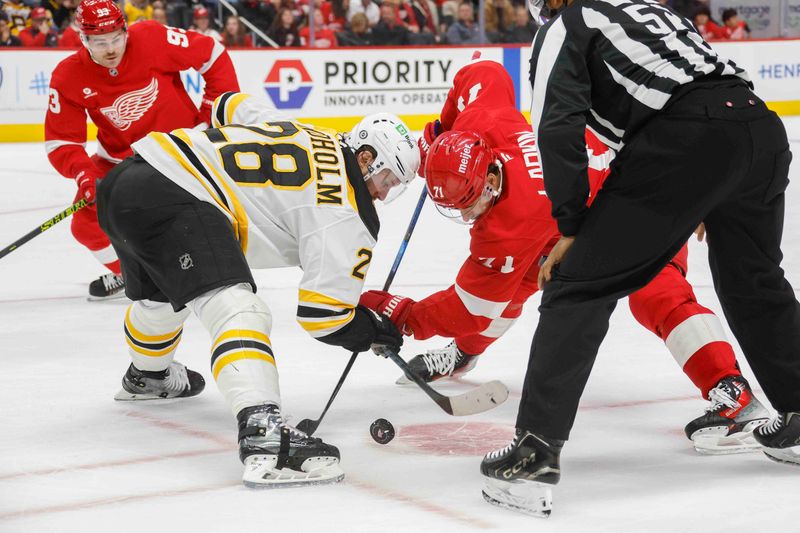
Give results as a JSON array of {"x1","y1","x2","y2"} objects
[{"x1": 517, "y1": 81, "x2": 799, "y2": 440}]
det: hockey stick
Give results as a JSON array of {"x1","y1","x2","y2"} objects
[
  {"x1": 0, "y1": 199, "x2": 88, "y2": 260},
  {"x1": 384, "y1": 349, "x2": 510, "y2": 416},
  {"x1": 297, "y1": 186, "x2": 428, "y2": 436}
]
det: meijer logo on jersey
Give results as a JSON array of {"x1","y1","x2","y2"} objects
[{"x1": 99, "y1": 78, "x2": 159, "y2": 130}]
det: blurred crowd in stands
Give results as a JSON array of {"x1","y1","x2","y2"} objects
[{"x1": 0, "y1": 0, "x2": 753, "y2": 48}]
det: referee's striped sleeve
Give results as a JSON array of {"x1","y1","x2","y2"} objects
[{"x1": 530, "y1": 15, "x2": 592, "y2": 237}]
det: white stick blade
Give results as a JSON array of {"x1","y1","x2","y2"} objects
[{"x1": 448, "y1": 380, "x2": 510, "y2": 416}]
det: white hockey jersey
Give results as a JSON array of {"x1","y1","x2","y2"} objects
[{"x1": 132, "y1": 92, "x2": 379, "y2": 340}]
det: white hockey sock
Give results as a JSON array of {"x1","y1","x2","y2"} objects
[
  {"x1": 124, "y1": 300, "x2": 190, "y2": 372},
  {"x1": 190, "y1": 283, "x2": 281, "y2": 416}
]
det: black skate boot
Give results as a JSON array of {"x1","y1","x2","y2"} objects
[
  {"x1": 480, "y1": 429, "x2": 563, "y2": 517},
  {"x1": 114, "y1": 362, "x2": 205, "y2": 400},
  {"x1": 238, "y1": 404, "x2": 344, "y2": 488},
  {"x1": 684, "y1": 375, "x2": 769, "y2": 454},
  {"x1": 88, "y1": 273, "x2": 126, "y2": 301},
  {"x1": 396, "y1": 340, "x2": 479, "y2": 384},
  {"x1": 754, "y1": 412, "x2": 800, "y2": 466}
]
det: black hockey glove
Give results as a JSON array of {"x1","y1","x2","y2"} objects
[{"x1": 360, "y1": 305, "x2": 404, "y2": 357}]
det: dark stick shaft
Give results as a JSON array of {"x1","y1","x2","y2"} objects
[
  {"x1": 0, "y1": 199, "x2": 88, "y2": 260},
  {"x1": 301, "y1": 187, "x2": 428, "y2": 434}
]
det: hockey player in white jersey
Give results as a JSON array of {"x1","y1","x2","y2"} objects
[{"x1": 95, "y1": 92, "x2": 420, "y2": 488}]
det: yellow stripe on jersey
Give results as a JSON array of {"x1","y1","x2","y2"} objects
[
  {"x1": 149, "y1": 133, "x2": 234, "y2": 220},
  {"x1": 212, "y1": 350, "x2": 276, "y2": 380},
  {"x1": 298, "y1": 289, "x2": 353, "y2": 309},
  {"x1": 199, "y1": 153, "x2": 250, "y2": 254},
  {"x1": 226, "y1": 93, "x2": 251, "y2": 125},
  {"x1": 125, "y1": 306, "x2": 182, "y2": 343},
  {"x1": 297, "y1": 310, "x2": 355, "y2": 334}
]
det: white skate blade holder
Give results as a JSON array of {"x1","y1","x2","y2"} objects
[
  {"x1": 482, "y1": 477, "x2": 553, "y2": 518},
  {"x1": 762, "y1": 445, "x2": 800, "y2": 466},
  {"x1": 242, "y1": 454, "x2": 345, "y2": 488},
  {"x1": 690, "y1": 421, "x2": 766, "y2": 455}
]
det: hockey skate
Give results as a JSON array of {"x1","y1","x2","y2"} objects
[
  {"x1": 684, "y1": 375, "x2": 770, "y2": 455},
  {"x1": 88, "y1": 273, "x2": 126, "y2": 301},
  {"x1": 238, "y1": 404, "x2": 344, "y2": 488},
  {"x1": 396, "y1": 340, "x2": 478, "y2": 384},
  {"x1": 480, "y1": 429, "x2": 563, "y2": 518},
  {"x1": 754, "y1": 412, "x2": 800, "y2": 466},
  {"x1": 114, "y1": 361, "x2": 205, "y2": 401}
]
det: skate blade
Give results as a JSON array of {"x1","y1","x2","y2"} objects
[
  {"x1": 690, "y1": 420, "x2": 768, "y2": 455},
  {"x1": 243, "y1": 455, "x2": 345, "y2": 489},
  {"x1": 114, "y1": 389, "x2": 175, "y2": 401},
  {"x1": 763, "y1": 445, "x2": 800, "y2": 466},
  {"x1": 481, "y1": 476, "x2": 552, "y2": 518},
  {"x1": 87, "y1": 292, "x2": 128, "y2": 302}
]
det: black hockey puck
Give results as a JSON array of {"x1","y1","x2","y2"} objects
[{"x1": 370, "y1": 418, "x2": 395, "y2": 445}]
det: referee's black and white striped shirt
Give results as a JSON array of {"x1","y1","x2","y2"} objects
[{"x1": 529, "y1": 0, "x2": 750, "y2": 236}]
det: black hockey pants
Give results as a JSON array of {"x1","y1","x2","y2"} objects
[{"x1": 517, "y1": 82, "x2": 800, "y2": 440}]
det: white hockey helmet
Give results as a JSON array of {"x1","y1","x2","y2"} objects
[{"x1": 348, "y1": 113, "x2": 420, "y2": 202}]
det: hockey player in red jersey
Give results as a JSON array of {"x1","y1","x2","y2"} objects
[
  {"x1": 359, "y1": 58, "x2": 769, "y2": 455},
  {"x1": 44, "y1": 0, "x2": 239, "y2": 300}
]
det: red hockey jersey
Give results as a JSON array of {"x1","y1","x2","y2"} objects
[
  {"x1": 45, "y1": 21, "x2": 238, "y2": 182},
  {"x1": 405, "y1": 59, "x2": 613, "y2": 341}
]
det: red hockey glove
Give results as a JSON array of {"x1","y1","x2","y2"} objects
[
  {"x1": 359, "y1": 290, "x2": 415, "y2": 336},
  {"x1": 417, "y1": 119, "x2": 441, "y2": 178},
  {"x1": 75, "y1": 169, "x2": 101, "y2": 203}
]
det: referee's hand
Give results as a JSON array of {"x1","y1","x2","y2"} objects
[{"x1": 538, "y1": 236, "x2": 576, "y2": 287}]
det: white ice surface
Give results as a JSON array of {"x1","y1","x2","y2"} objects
[{"x1": 1, "y1": 120, "x2": 799, "y2": 532}]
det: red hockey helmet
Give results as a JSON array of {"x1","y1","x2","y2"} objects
[
  {"x1": 424, "y1": 130, "x2": 495, "y2": 210},
  {"x1": 76, "y1": 0, "x2": 126, "y2": 35}
]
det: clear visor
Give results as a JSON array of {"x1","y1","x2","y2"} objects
[
  {"x1": 367, "y1": 167, "x2": 407, "y2": 203},
  {"x1": 84, "y1": 30, "x2": 127, "y2": 54},
  {"x1": 433, "y1": 184, "x2": 496, "y2": 226}
]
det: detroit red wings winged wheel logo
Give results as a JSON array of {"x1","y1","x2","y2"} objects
[{"x1": 100, "y1": 78, "x2": 159, "y2": 130}]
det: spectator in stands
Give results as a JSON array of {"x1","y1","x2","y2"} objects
[
  {"x1": 2, "y1": 1, "x2": 31, "y2": 36},
  {"x1": 336, "y1": 11, "x2": 370, "y2": 45},
  {"x1": 347, "y1": 0, "x2": 378, "y2": 27},
  {"x1": 124, "y1": 0, "x2": 153, "y2": 25},
  {"x1": 371, "y1": 1, "x2": 409, "y2": 45},
  {"x1": 279, "y1": 0, "x2": 306, "y2": 26},
  {"x1": 321, "y1": 0, "x2": 347, "y2": 30},
  {"x1": 41, "y1": 0, "x2": 76, "y2": 30},
  {"x1": 445, "y1": 1, "x2": 483, "y2": 44},
  {"x1": 300, "y1": 6, "x2": 337, "y2": 47},
  {"x1": 484, "y1": 0, "x2": 513, "y2": 43},
  {"x1": 237, "y1": 0, "x2": 277, "y2": 35},
  {"x1": 222, "y1": 14, "x2": 254, "y2": 46},
  {"x1": 19, "y1": 6, "x2": 58, "y2": 46},
  {"x1": 503, "y1": 4, "x2": 535, "y2": 43},
  {"x1": 192, "y1": 6, "x2": 222, "y2": 41},
  {"x1": 0, "y1": 11, "x2": 21, "y2": 45},
  {"x1": 267, "y1": 7, "x2": 300, "y2": 46},
  {"x1": 59, "y1": 11, "x2": 81, "y2": 46},
  {"x1": 439, "y1": 0, "x2": 457, "y2": 32},
  {"x1": 411, "y1": 0, "x2": 438, "y2": 38},
  {"x1": 692, "y1": 5, "x2": 723, "y2": 41},
  {"x1": 152, "y1": 4, "x2": 167, "y2": 24},
  {"x1": 720, "y1": 7, "x2": 749, "y2": 40}
]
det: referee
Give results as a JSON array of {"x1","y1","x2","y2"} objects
[{"x1": 480, "y1": 0, "x2": 799, "y2": 516}]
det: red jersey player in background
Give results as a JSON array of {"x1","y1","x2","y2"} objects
[
  {"x1": 45, "y1": 0, "x2": 239, "y2": 299},
  {"x1": 360, "y1": 58, "x2": 770, "y2": 455}
]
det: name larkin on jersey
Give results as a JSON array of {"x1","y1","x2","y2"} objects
[{"x1": 303, "y1": 126, "x2": 344, "y2": 206}]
